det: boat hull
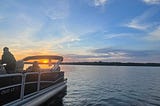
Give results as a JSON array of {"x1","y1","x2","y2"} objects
[
  {"x1": 0, "y1": 71, "x2": 66, "y2": 106},
  {"x1": 8, "y1": 81, "x2": 67, "y2": 106}
]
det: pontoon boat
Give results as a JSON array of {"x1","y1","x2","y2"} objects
[{"x1": 0, "y1": 55, "x2": 67, "y2": 106}]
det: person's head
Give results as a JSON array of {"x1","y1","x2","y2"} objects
[
  {"x1": 33, "y1": 61, "x2": 39, "y2": 66},
  {"x1": 3, "y1": 47, "x2": 9, "y2": 52}
]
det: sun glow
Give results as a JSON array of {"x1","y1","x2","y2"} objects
[{"x1": 43, "y1": 60, "x2": 48, "y2": 64}]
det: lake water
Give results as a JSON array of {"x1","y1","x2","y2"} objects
[{"x1": 57, "y1": 65, "x2": 160, "y2": 106}]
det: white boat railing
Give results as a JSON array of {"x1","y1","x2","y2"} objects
[{"x1": 0, "y1": 71, "x2": 65, "y2": 102}]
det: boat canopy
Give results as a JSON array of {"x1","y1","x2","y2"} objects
[{"x1": 23, "y1": 55, "x2": 63, "y2": 61}]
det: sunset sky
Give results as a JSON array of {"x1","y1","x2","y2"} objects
[{"x1": 0, "y1": 0, "x2": 160, "y2": 62}]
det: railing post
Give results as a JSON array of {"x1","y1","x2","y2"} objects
[
  {"x1": 20, "y1": 73, "x2": 26, "y2": 100},
  {"x1": 37, "y1": 71, "x2": 41, "y2": 92}
]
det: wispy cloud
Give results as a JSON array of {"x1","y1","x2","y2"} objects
[
  {"x1": 92, "y1": 48, "x2": 150, "y2": 57},
  {"x1": 146, "y1": 26, "x2": 160, "y2": 41},
  {"x1": 64, "y1": 52, "x2": 128, "y2": 62},
  {"x1": 0, "y1": 13, "x2": 49, "y2": 59},
  {"x1": 45, "y1": 0, "x2": 69, "y2": 20},
  {"x1": 64, "y1": 48, "x2": 130, "y2": 62},
  {"x1": 87, "y1": 0, "x2": 108, "y2": 8},
  {"x1": 105, "y1": 33, "x2": 133, "y2": 39},
  {"x1": 91, "y1": 47, "x2": 160, "y2": 62},
  {"x1": 142, "y1": 0, "x2": 160, "y2": 5},
  {"x1": 52, "y1": 35, "x2": 81, "y2": 49},
  {"x1": 50, "y1": 25, "x2": 81, "y2": 49},
  {"x1": 124, "y1": 8, "x2": 157, "y2": 30},
  {"x1": 125, "y1": 20, "x2": 150, "y2": 30},
  {"x1": 94, "y1": 0, "x2": 108, "y2": 6}
]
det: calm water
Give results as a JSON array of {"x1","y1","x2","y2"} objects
[{"x1": 59, "y1": 65, "x2": 160, "y2": 106}]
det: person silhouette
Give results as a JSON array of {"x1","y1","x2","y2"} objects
[
  {"x1": 1, "y1": 47, "x2": 16, "y2": 74},
  {"x1": 32, "y1": 61, "x2": 40, "y2": 72},
  {"x1": 26, "y1": 61, "x2": 40, "y2": 72}
]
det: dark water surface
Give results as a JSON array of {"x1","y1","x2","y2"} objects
[{"x1": 59, "y1": 65, "x2": 160, "y2": 106}]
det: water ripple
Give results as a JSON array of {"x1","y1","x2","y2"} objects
[{"x1": 61, "y1": 66, "x2": 160, "y2": 106}]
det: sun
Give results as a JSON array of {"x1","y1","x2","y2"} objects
[{"x1": 43, "y1": 60, "x2": 48, "y2": 64}]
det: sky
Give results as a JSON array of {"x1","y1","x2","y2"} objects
[{"x1": 0, "y1": 0, "x2": 160, "y2": 62}]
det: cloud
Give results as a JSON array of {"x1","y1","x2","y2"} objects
[
  {"x1": 64, "y1": 53, "x2": 128, "y2": 62},
  {"x1": 53, "y1": 35, "x2": 81, "y2": 47},
  {"x1": 146, "y1": 26, "x2": 160, "y2": 41},
  {"x1": 64, "y1": 50, "x2": 160, "y2": 62},
  {"x1": 94, "y1": 0, "x2": 108, "y2": 6},
  {"x1": 64, "y1": 48, "x2": 130, "y2": 62},
  {"x1": 125, "y1": 20, "x2": 150, "y2": 30},
  {"x1": 91, "y1": 47, "x2": 160, "y2": 62},
  {"x1": 124, "y1": 8, "x2": 157, "y2": 30},
  {"x1": 0, "y1": 13, "x2": 49, "y2": 59},
  {"x1": 0, "y1": 13, "x2": 81, "y2": 57},
  {"x1": 143, "y1": 0, "x2": 160, "y2": 5},
  {"x1": 50, "y1": 25, "x2": 81, "y2": 49},
  {"x1": 45, "y1": 0, "x2": 69, "y2": 20},
  {"x1": 105, "y1": 33, "x2": 133, "y2": 39},
  {"x1": 87, "y1": 0, "x2": 108, "y2": 7}
]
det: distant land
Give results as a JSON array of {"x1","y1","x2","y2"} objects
[{"x1": 62, "y1": 62, "x2": 160, "y2": 67}]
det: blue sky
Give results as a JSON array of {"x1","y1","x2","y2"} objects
[{"x1": 0, "y1": 0, "x2": 160, "y2": 62}]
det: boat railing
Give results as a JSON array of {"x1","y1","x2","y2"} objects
[
  {"x1": 50, "y1": 59, "x2": 62, "y2": 71},
  {"x1": 0, "y1": 71, "x2": 65, "y2": 105}
]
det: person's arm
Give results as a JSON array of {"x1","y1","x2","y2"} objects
[{"x1": 1, "y1": 55, "x2": 5, "y2": 64}]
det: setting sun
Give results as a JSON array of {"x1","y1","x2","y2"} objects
[{"x1": 43, "y1": 60, "x2": 48, "y2": 64}]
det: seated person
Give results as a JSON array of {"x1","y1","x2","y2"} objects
[
  {"x1": 26, "y1": 61, "x2": 40, "y2": 72},
  {"x1": 1, "y1": 47, "x2": 16, "y2": 74},
  {"x1": 15, "y1": 60, "x2": 24, "y2": 73}
]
